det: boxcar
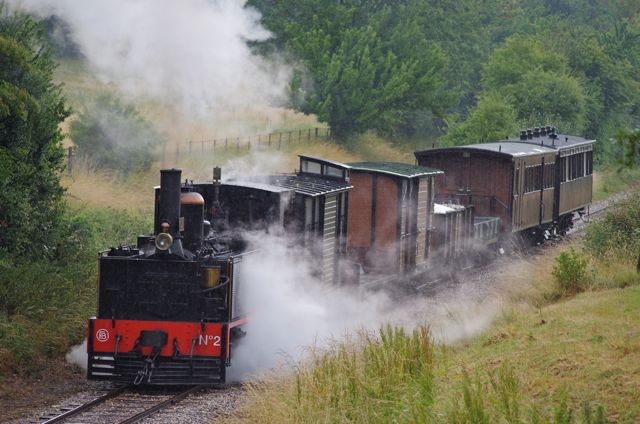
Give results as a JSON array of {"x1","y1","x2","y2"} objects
[{"x1": 345, "y1": 162, "x2": 443, "y2": 285}]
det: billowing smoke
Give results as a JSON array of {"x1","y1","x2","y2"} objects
[
  {"x1": 7, "y1": 0, "x2": 291, "y2": 119},
  {"x1": 227, "y1": 231, "x2": 501, "y2": 381}
]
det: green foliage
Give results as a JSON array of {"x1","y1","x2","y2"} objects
[
  {"x1": 442, "y1": 91, "x2": 519, "y2": 145},
  {"x1": 252, "y1": 1, "x2": 640, "y2": 154},
  {"x1": 480, "y1": 35, "x2": 587, "y2": 133},
  {"x1": 70, "y1": 91, "x2": 165, "y2": 175},
  {"x1": 254, "y1": 0, "x2": 451, "y2": 141},
  {"x1": 616, "y1": 128, "x2": 640, "y2": 168},
  {"x1": 288, "y1": 325, "x2": 435, "y2": 423},
  {"x1": 585, "y1": 193, "x2": 640, "y2": 262},
  {"x1": 0, "y1": 5, "x2": 70, "y2": 259},
  {"x1": 551, "y1": 248, "x2": 592, "y2": 298},
  {"x1": 0, "y1": 206, "x2": 151, "y2": 376}
]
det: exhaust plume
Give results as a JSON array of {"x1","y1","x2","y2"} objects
[{"x1": 7, "y1": 0, "x2": 291, "y2": 120}]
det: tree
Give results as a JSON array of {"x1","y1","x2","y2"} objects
[
  {"x1": 252, "y1": 0, "x2": 451, "y2": 141},
  {"x1": 441, "y1": 91, "x2": 519, "y2": 146},
  {"x1": 0, "y1": 5, "x2": 70, "y2": 259},
  {"x1": 480, "y1": 35, "x2": 587, "y2": 133},
  {"x1": 617, "y1": 128, "x2": 640, "y2": 168}
]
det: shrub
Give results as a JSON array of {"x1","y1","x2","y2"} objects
[
  {"x1": 585, "y1": 193, "x2": 640, "y2": 262},
  {"x1": 551, "y1": 248, "x2": 592, "y2": 298},
  {"x1": 0, "y1": 206, "x2": 151, "y2": 377},
  {"x1": 70, "y1": 92, "x2": 165, "y2": 175}
]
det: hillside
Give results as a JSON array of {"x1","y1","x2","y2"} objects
[{"x1": 228, "y1": 239, "x2": 640, "y2": 423}]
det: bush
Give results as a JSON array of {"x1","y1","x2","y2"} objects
[
  {"x1": 0, "y1": 206, "x2": 151, "y2": 377},
  {"x1": 551, "y1": 248, "x2": 592, "y2": 298},
  {"x1": 585, "y1": 193, "x2": 640, "y2": 262},
  {"x1": 70, "y1": 92, "x2": 165, "y2": 175}
]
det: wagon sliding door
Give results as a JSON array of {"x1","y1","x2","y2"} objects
[
  {"x1": 322, "y1": 194, "x2": 338, "y2": 285},
  {"x1": 415, "y1": 176, "x2": 431, "y2": 268}
]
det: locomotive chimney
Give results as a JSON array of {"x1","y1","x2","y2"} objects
[{"x1": 155, "y1": 168, "x2": 182, "y2": 236}]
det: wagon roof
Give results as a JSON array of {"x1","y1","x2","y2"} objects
[
  {"x1": 502, "y1": 132, "x2": 595, "y2": 150},
  {"x1": 222, "y1": 180, "x2": 293, "y2": 194},
  {"x1": 264, "y1": 173, "x2": 352, "y2": 197},
  {"x1": 416, "y1": 132, "x2": 595, "y2": 158},
  {"x1": 348, "y1": 162, "x2": 443, "y2": 178}
]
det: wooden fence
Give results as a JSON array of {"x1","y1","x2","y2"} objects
[
  {"x1": 171, "y1": 127, "x2": 331, "y2": 159},
  {"x1": 65, "y1": 127, "x2": 332, "y2": 172}
]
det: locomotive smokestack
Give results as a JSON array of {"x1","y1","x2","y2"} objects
[{"x1": 156, "y1": 168, "x2": 182, "y2": 236}]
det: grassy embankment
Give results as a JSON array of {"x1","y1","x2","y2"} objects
[{"x1": 225, "y1": 174, "x2": 640, "y2": 424}]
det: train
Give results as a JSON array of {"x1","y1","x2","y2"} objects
[{"x1": 87, "y1": 126, "x2": 595, "y2": 385}]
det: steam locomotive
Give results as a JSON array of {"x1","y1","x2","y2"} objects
[
  {"x1": 87, "y1": 127, "x2": 595, "y2": 385},
  {"x1": 87, "y1": 168, "x2": 251, "y2": 385}
]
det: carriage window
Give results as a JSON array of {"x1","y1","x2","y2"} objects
[
  {"x1": 586, "y1": 151, "x2": 593, "y2": 175},
  {"x1": 524, "y1": 165, "x2": 542, "y2": 193},
  {"x1": 543, "y1": 163, "x2": 555, "y2": 189},
  {"x1": 324, "y1": 164, "x2": 344, "y2": 178},
  {"x1": 302, "y1": 160, "x2": 322, "y2": 175},
  {"x1": 565, "y1": 152, "x2": 587, "y2": 181}
]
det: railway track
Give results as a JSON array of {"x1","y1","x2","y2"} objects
[{"x1": 35, "y1": 385, "x2": 205, "y2": 424}]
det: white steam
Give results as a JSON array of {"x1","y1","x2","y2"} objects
[
  {"x1": 227, "y1": 231, "x2": 500, "y2": 381},
  {"x1": 66, "y1": 339, "x2": 87, "y2": 370},
  {"x1": 7, "y1": 0, "x2": 291, "y2": 118}
]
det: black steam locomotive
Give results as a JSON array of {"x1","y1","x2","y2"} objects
[{"x1": 87, "y1": 168, "x2": 250, "y2": 385}]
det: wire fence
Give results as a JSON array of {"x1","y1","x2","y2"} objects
[
  {"x1": 65, "y1": 127, "x2": 332, "y2": 172},
  {"x1": 170, "y1": 127, "x2": 331, "y2": 160}
]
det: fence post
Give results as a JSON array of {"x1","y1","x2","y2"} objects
[
  {"x1": 67, "y1": 146, "x2": 74, "y2": 173},
  {"x1": 268, "y1": 133, "x2": 272, "y2": 147}
]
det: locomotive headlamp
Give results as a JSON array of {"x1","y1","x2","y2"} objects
[
  {"x1": 155, "y1": 232, "x2": 173, "y2": 251},
  {"x1": 156, "y1": 221, "x2": 173, "y2": 251}
]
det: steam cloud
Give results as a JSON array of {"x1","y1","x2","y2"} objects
[
  {"x1": 7, "y1": 0, "x2": 291, "y2": 118},
  {"x1": 227, "y1": 231, "x2": 500, "y2": 381}
]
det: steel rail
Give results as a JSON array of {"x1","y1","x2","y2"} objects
[
  {"x1": 40, "y1": 385, "x2": 129, "y2": 423},
  {"x1": 118, "y1": 385, "x2": 204, "y2": 424}
]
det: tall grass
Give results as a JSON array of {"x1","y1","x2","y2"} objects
[
  {"x1": 0, "y1": 205, "x2": 151, "y2": 377},
  {"x1": 233, "y1": 313, "x2": 635, "y2": 423},
  {"x1": 238, "y1": 326, "x2": 435, "y2": 423}
]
